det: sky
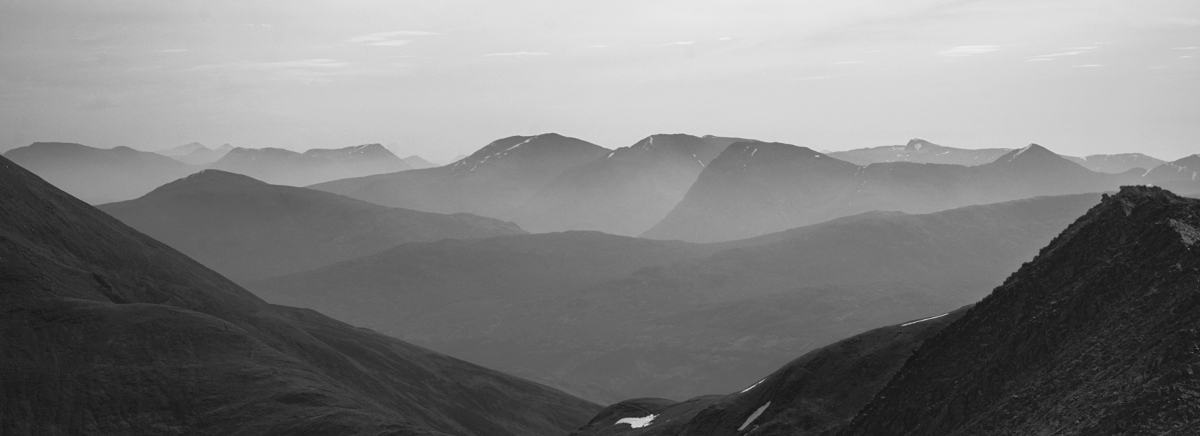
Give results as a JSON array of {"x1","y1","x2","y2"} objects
[{"x1": 0, "y1": 0, "x2": 1197, "y2": 163}]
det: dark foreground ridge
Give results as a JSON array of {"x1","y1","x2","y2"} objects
[
  {"x1": 573, "y1": 185, "x2": 1200, "y2": 435},
  {"x1": 841, "y1": 185, "x2": 1200, "y2": 435},
  {"x1": 0, "y1": 155, "x2": 600, "y2": 435}
]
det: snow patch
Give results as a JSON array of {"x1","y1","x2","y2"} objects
[
  {"x1": 738, "y1": 402, "x2": 770, "y2": 431},
  {"x1": 901, "y1": 313, "x2": 949, "y2": 327},
  {"x1": 751, "y1": 148, "x2": 758, "y2": 157},
  {"x1": 740, "y1": 378, "x2": 766, "y2": 393},
  {"x1": 606, "y1": 151, "x2": 615, "y2": 159},
  {"x1": 615, "y1": 414, "x2": 656, "y2": 428}
]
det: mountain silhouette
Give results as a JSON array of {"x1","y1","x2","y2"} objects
[
  {"x1": 99, "y1": 170, "x2": 525, "y2": 281},
  {"x1": 0, "y1": 154, "x2": 600, "y2": 435},
  {"x1": 311, "y1": 133, "x2": 609, "y2": 219},
  {"x1": 3, "y1": 142, "x2": 194, "y2": 204},
  {"x1": 511, "y1": 134, "x2": 756, "y2": 235},
  {"x1": 829, "y1": 139, "x2": 1011, "y2": 166},
  {"x1": 1065, "y1": 153, "x2": 1165, "y2": 173},
  {"x1": 644, "y1": 142, "x2": 1140, "y2": 242},
  {"x1": 209, "y1": 143, "x2": 410, "y2": 186}
]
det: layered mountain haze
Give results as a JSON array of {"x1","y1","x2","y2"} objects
[
  {"x1": 3, "y1": 142, "x2": 194, "y2": 204},
  {"x1": 249, "y1": 193, "x2": 1098, "y2": 403},
  {"x1": 311, "y1": 133, "x2": 609, "y2": 219},
  {"x1": 572, "y1": 186, "x2": 1200, "y2": 435},
  {"x1": 156, "y1": 142, "x2": 235, "y2": 165},
  {"x1": 513, "y1": 134, "x2": 757, "y2": 235},
  {"x1": 209, "y1": 143, "x2": 411, "y2": 186},
  {"x1": 644, "y1": 142, "x2": 1144, "y2": 242},
  {"x1": 403, "y1": 155, "x2": 442, "y2": 169},
  {"x1": 0, "y1": 155, "x2": 600, "y2": 436},
  {"x1": 157, "y1": 141, "x2": 209, "y2": 157},
  {"x1": 828, "y1": 139, "x2": 1012, "y2": 166},
  {"x1": 1065, "y1": 153, "x2": 1166, "y2": 174},
  {"x1": 98, "y1": 170, "x2": 525, "y2": 281}
]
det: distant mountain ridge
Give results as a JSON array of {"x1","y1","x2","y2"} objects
[
  {"x1": 3, "y1": 141, "x2": 419, "y2": 203},
  {"x1": 642, "y1": 142, "x2": 1163, "y2": 242},
  {"x1": 99, "y1": 169, "x2": 526, "y2": 281},
  {"x1": 311, "y1": 133, "x2": 610, "y2": 220},
  {"x1": 511, "y1": 134, "x2": 757, "y2": 235},
  {"x1": 209, "y1": 143, "x2": 411, "y2": 185},
  {"x1": 828, "y1": 139, "x2": 1012, "y2": 166},
  {"x1": 1065, "y1": 152, "x2": 1165, "y2": 173}
]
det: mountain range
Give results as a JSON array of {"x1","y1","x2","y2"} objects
[
  {"x1": 827, "y1": 139, "x2": 1011, "y2": 166},
  {"x1": 208, "y1": 143, "x2": 411, "y2": 186},
  {"x1": 247, "y1": 193, "x2": 1100, "y2": 403},
  {"x1": 642, "y1": 142, "x2": 1197, "y2": 242},
  {"x1": 0, "y1": 154, "x2": 600, "y2": 435},
  {"x1": 157, "y1": 142, "x2": 234, "y2": 165},
  {"x1": 3, "y1": 142, "x2": 421, "y2": 203},
  {"x1": 312, "y1": 133, "x2": 610, "y2": 219},
  {"x1": 98, "y1": 170, "x2": 525, "y2": 281},
  {"x1": 570, "y1": 185, "x2": 1200, "y2": 435},
  {"x1": 511, "y1": 134, "x2": 755, "y2": 235}
]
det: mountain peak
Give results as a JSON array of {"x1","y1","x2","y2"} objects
[
  {"x1": 994, "y1": 143, "x2": 1063, "y2": 164},
  {"x1": 145, "y1": 169, "x2": 268, "y2": 197},
  {"x1": 449, "y1": 133, "x2": 605, "y2": 175},
  {"x1": 904, "y1": 138, "x2": 940, "y2": 151}
]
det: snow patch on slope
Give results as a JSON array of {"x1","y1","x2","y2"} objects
[{"x1": 615, "y1": 414, "x2": 656, "y2": 428}]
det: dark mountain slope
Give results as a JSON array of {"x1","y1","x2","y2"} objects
[
  {"x1": 3, "y1": 142, "x2": 194, "y2": 203},
  {"x1": 828, "y1": 139, "x2": 1011, "y2": 166},
  {"x1": 98, "y1": 170, "x2": 524, "y2": 281},
  {"x1": 568, "y1": 307, "x2": 969, "y2": 436},
  {"x1": 840, "y1": 186, "x2": 1200, "y2": 436},
  {"x1": 645, "y1": 143, "x2": 1134, "y2": 242},
  {"x1": 250, "y1": 194, "x2": 1097, "y2": 403},
  {"x1": 0, "y1": 156, "x2": 599, "y2": 436},
  {"x1": 512, "y1": 134, "x2": 755, "y2": 235},
  {"x1": 208, "y1": 143, "x2": 411, "y2": 186},
  {"x1": 309, "y1": 133, "x2": 609, "y2": 220}
]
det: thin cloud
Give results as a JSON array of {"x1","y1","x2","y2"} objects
[
  {"x1": 1173, "y1": 47, "x2": 1198, "y2": 50},
  {"x1": 161, "y1": 49, "x2": 188, "y2": 53},
  {"x1": 830, "y1": 61, "x2": 861, "y2": 65},
  {"x1": 1073, "y1": 64, "x2": 1103, "y2": 68},
  {"x1": 666, "y1": 41, "x2": 696, "y2": 46},
  {"x1": 718, "y1": 37, "x2": 733, "y2": 41},
  {"x1": 482, "y1": 52, "x2": 551, "y2": 57},
  {"x1": 1182, "y1": 55, "x2": 1194, "y2": 59},
  {"x1": 937, "y1": 46, "x2": 999, "y2": 56},
  {"x1": 1026, "y1": 58, "x2": 1053, "y2": 62},
  {"x1": 347, "y1": 31, "x2": 439, "y2": 43},
  {"x1": 791, "y1": 74, "x2": 837, "y2": 81},
  {"x1": 369, "y1": 40, "x2": 411, "y2": 47}
]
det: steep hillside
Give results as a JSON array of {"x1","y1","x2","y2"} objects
[
  {"x1": 512, "y1": 134, "x2": 755, "y2": 235},
  {"x1": 98, "y1": 170, "x2": 525, "y2": 281},
  {"x1": 208, "y1": 143, "x2": 410, "y2": 186},
  {"x1": 310, "y1": 133, "x2": 608, "y2": 219},
  {"x1": 841, "y1": 186, "x2": 1200, "y2": 435},
  {"x1": 568, "y1": 307, "x2": 968, "y2": 436},
  {"x1": 645, "y1": 142, "x2": 1134, "y2": 242},
  {"x1": 3, "y1": 142, "x2": 194, "y2": 203},
  {"x1": 249, "y1": 194, "x2": 1097, "y2": 403},
  {"x1": 828, "y1": 139, "x2": 1010, "y2": 166},
  {"x1": 0, "y1": 156, "x2": 600, "y2": 436}
]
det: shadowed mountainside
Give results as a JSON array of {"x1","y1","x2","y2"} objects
[
  {"x1": 839, "y1": 185, "x2": 1200, "y2": 435},
  {"x1": 568, "y1": 307, "x2": 969, "y2": 436},
  {"x1": 0, "y1": 155, "x2": 600, "y2": 436},
  {"x1": 249, "y1": 193, "x2": 1099, "y2": 404},
  {"x1": 98, "y1": 170, "x2": 525, "y2": 281}
]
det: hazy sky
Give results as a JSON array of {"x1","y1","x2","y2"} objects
[{"x1": 1, "y1": 0, "x2": 1197, "y2": 162}]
